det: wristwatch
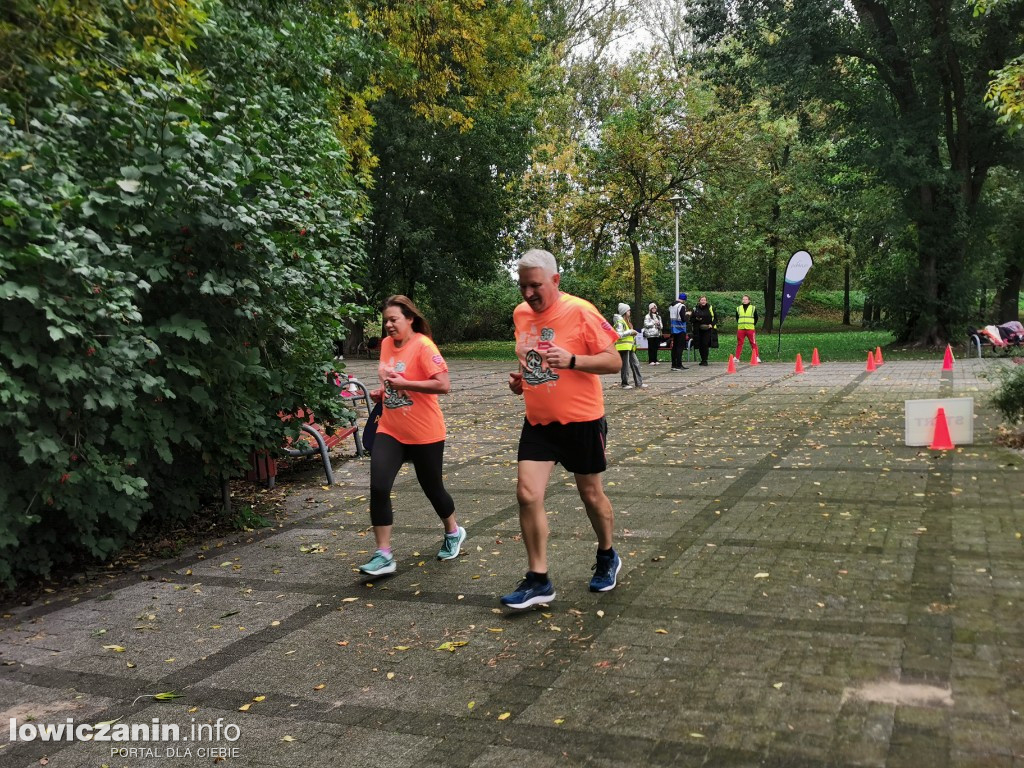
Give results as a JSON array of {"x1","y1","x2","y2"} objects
[{"x1": 569, "y1": 355, "x2": 576, "y2": 369}]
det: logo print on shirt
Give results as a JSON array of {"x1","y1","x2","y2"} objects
[
  {"x1": 522, "y1": 348, "x2": 559, "y2": 386},
  {"x1": 383, "y1": 360, "x2": 413, "y2": 409}
]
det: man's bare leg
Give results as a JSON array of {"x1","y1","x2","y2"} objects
[
  {"x1": 575, "y1": 472, "x2": 613, "y2": 549},
  {"x1": 516, "y1": 460, "x2": 555, "y2": 573}
]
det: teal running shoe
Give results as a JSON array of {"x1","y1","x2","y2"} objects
[
  {"x1": 437, "y1": 526, "x2": 466, "y2": 560},
  {"x1": 358, "y1": 550, "x2": 396, "y2": 576}
]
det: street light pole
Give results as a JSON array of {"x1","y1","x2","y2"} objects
[{"x1": 668, "y1": 195, "x2": 685, "y2": 298}]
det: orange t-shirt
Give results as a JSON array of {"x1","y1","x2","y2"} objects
[
  {"x1": 377, "y1": 334, "x2": 448, "y2": 444},
  {"x1": 514, "y1": 293, "x2": 619, "y2": 426}
]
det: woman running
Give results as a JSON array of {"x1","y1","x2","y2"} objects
[{"x1": 358, "y1": 295, "x2": 465, "y2": 576}]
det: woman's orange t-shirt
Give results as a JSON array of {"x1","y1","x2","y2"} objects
[
  {"x1": 377, "y1": 334, "x2": 448, "y2": 444},
  {"x1": 513, "y1": 293, "x2": 619, "y2": 425}
]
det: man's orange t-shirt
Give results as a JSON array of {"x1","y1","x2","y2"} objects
[
  {"x1": 377, "y1": 334, "x2": 448, "y2": 444},
  {"x1": 514, "y1": 293, "x2": 619, "y2": 426}
]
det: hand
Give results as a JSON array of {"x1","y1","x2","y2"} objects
[
  {"x1": 370, "y1": 388, "x2": 383, "y2": 403},
  {"x1": 384, "y1": 371, "x2": 409, "y2": 389},
  {"x1": 508, "y1": 372, "x2": 523, "y2": 395},
  {"x1": 543, "y1": 344, "x2": 573, "y2": 369}
]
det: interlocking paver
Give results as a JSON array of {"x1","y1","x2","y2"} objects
[{"x1": 2, "y1": 358, "x2": 1022, "y2": 767}]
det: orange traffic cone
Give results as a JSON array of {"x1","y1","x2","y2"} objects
[
  {"x1": 875, "y1": 346, "x2": 884, "y2": 365},
  {"x1": 794, "y1": 353, "x2": 805, "y2": 374},
  {"x1": 811, "y1": 348, "x2": 821, "y2": 366},
  {"x1": 866, "y1": 351, "x2": 876, "y2": 372},
  {"x1": 942, "y1": 344, "x2": 954, "y2": 371},
  {"x1": 727, "y1": 355, "x2": 737, "y2": 374},
  {"x1": 750, "y1": 349, "x2": 760, "y2": 366},
  {"x1": 929, "y1": 407, "x2": 955, "y2": 450}
]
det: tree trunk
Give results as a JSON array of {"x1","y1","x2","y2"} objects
[
  {"x1": 995, "y1": 259, "x2": 1023, "y2": 322},
  {"x1": 843, "y1": 263, "x2": 851, "y2": 325},
  {"x1": 627, "y1": 212, "x2": 642, "y2": 312},
  {"x1": 862, "y1": 298, "x2": 872, "y2": 327},
  {"x1": 762, "y1": 262, "x2": 777, "y2": 333},
  {"x1": 872, "y1": 303, "x2": 882, "y2": 323}
]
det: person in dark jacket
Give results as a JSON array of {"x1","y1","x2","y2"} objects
[{"x1": 690, "y1": 295, "x2": 716, "y2": 366}]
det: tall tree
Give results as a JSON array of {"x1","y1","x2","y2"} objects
[
  {"x1": 354, "y1": 0, "x2": 541, "y2": 319},
  {"x1": 690, "y1": 0, "x2": 1024, "y2": 344},
  {"x1": 572, "y1": 56, "x2": 749, "y2": 311}
]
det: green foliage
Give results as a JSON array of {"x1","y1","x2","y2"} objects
[
  {"x1": 358, "y1": 0, "x2": 541, "y2": 308},
  {"x1": 426, "y1": 276, "x2": 521, "y2": 342},
  {"x1": 990, "y1": 364, "x2": 1024, "y2": 424},
  {"x1": 0, "y1": 0, "x2": 368, "y2": 589},
  {"x1": 689, "y1": 0, "x2": 1024, "y2": 345}
]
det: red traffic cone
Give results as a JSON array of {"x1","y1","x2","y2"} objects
[
  {"x1": 929, "y1": 407, "x2": 955, "y2": 450},
  {"x1": 942, "y1": 344, "x2": 954, "y2": 371},
  {"x1": 750, "y1": 349, "x2": 760, "y2": 366},
  {"x1": 875, "y1": 346, "x2": 884, "y2": 365},
  {"x1": 727, "y1": 355, "x2": 737, "y2": 374},
  {"x1": 811, "y1": 348, "x2": 821, "y2": 366},
  {"x1": 794, "y1": 353, "x2": 805, "y2": 374},
  {"x1": 866, "y1": 351, "x2": 876, "y2": 372}
]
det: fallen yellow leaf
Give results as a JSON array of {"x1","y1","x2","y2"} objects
[
  {"x1": 238, "y1": 703, "x2": 251, "y2": 712},
  {"x1": 497, "y1": 712, "x2": 511, "y2": 721}
]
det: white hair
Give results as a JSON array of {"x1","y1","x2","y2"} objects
[{"x1": 517, "y1": 248, "x2": 558, "y2": 275}]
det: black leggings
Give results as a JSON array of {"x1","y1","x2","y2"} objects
[{"x1": 370, "y1": 433, "x2": 454, "y2": 527}]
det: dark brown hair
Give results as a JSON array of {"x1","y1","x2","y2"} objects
[{"x1": 383, "y1": 295, "x2": 433, "y2": 339}]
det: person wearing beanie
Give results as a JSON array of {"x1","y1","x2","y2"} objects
[
  {"x1": 642, "y1": 302, "x2": 664, "y2": 365},
  {"x1": 668, "y1": 292, "x2": 690, "y2": 371},
  {"x1": 612, "y1": 303, "x2": 644, "y2": 389}
]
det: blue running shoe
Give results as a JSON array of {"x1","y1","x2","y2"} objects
[
  {"x1": 589, "y1": 549, "x2": 621, "y2": 592},
  {"x1": 500, "y1": 575, "x2": 556, "y2": 610}
]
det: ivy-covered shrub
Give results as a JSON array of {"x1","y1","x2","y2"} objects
[
  {"x1": 0, "y1": 0, "x2": 368, "y2": 589},
  {"x1": 991, "y1": 364, "x2": 1024, "y2": 425}
]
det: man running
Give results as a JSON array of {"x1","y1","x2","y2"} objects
[{"x1": 501, "y1": 249, "x2": 623, "y2": 610}]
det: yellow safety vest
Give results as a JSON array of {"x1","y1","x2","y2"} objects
[
  {"x1": 613, "y1": 315, "x2": 636, "y2": 351},
  {"x1": 736, "y1": 304, "x2": 756, "y2": 331}
]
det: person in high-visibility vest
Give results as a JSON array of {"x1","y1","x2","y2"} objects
[
  {"x1": 734, "y1": 295, "x2": 760, "y2": 363},
  {"x1": 612, "y1": 303, "x2": 644, "y2": 389}
]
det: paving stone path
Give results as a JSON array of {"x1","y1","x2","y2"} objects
[{"x1": 2, "y1": 358, "x2": 1023, "y2": 768}]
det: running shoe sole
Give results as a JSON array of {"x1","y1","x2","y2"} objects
[
  {"x1": 501, "y1": 590, "x2": 557, "y2": 610},
  {"x1": 358, "y1": 560, "x2": 396, "y2": 576}
]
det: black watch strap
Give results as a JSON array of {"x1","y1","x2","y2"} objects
[{"x1": 569, "y1": 355, "x2": 576, "y2": 369}]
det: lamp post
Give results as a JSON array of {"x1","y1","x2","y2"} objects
[{"x1": 668, "y1": 195, "x2": 685, "y2": 298}]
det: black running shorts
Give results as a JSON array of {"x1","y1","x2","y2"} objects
[{"x1": 517, "y1": 417, "x2": 608, "y2": 475}]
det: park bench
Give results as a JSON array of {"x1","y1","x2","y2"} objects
[
  {"x1": 246, "y1": 377, "x2": 372, "y2": 489},
  {"x1": 968, "y1": 326, "x2": 1024, "y2": 359}
]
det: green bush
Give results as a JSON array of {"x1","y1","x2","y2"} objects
[
  {"x1": 991, "y1": 364, "x2": 1024, "y2": 425},
  {"x1": 0, "y1": 1, "x2": 367, "y2": 589}
]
